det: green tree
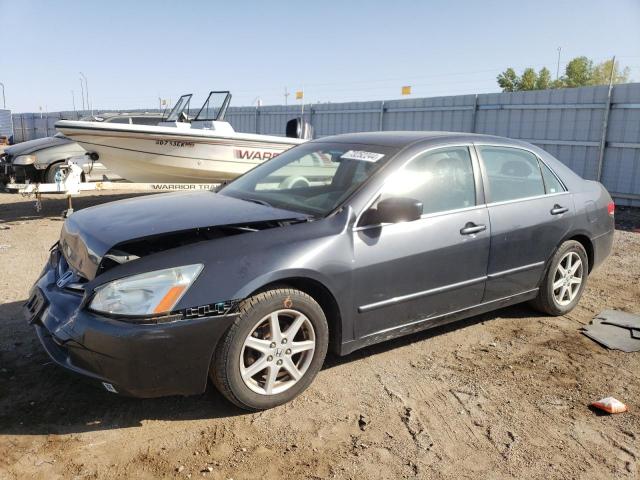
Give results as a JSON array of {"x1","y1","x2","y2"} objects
[
  {"x1": 536, "y1": 67, "x2": 552, "y2": 90},
  {"x1": 497, "y1": 68, "x2": 519, "y2": 92},
  {"x1": 563, "y1": 56, "x2": 594, "y2": 87},
  {"x1": 496, "y1": 57, "x2": 632, "y2": 92},
  {"x1": 518, "y1": 68, "x2": 538, "y2": 90},
  {"x1": 591, "y1": 59, "x2": 631, "y2": 85}
]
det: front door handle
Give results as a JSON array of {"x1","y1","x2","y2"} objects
[
  {"x1": 460, "y1": 222, "x2": 487, "y2": 235},
  {"x1": 550, "y1": 204, "x2": 569, "y2": 215}
]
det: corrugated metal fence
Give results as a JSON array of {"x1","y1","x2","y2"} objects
[
  {"x1": 10, "y1": 84, "x2": 640, "y2": 205},
  {"x1": 0, "y1": 109, "x2": 12, "y2": 138}
]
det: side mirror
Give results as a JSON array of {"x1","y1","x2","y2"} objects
[{"x1": 362, "y1": 197, "x2": 423, "y2": 225}]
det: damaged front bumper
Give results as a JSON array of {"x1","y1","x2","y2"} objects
[
  {"x1": 1, "y1": 158, "x2": 39, "y2": 183},
  {"x1": 26, "y1": 259, "x2": 238, "y2": 398},
  {"x1": 0, "y1": 154, "x2": 12, "y2": 183}
]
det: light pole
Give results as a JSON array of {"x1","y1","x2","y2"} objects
[
  {"x1": 0, "y1": 82, "x2": 5, "y2": 109},
  {"x1": 79, "y1": 72, "x2": 91, "y2": 115},
  {"x1": 556, "y1": 46, "x2": 562, "y2": 81},
  {"x1": 71, "y1": 90, "x2": 77, "y2": 118},
  {"x1": 79, "y1": 77, "x2": 85, "y2": 112}
]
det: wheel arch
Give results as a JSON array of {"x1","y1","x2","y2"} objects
[
  {"x1": 563, "y1": 232, "x2": 595, "y2": 273},
  {"x1": 537, "y1": 230, "x2": 596, "y2": 289},
  {"x1": 248, "y1": 276, "x2": 343, "y2": 355},
  {"x1": 42, "y1": 159, "x2": 67, "y2": 181}
]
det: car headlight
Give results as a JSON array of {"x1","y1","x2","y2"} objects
[
  {"x1": 89, "y1": 264, "x2": 203, "y2": 316},
  {"x1": 13, "y1": 154, "x2": 36, "y2": 165}
]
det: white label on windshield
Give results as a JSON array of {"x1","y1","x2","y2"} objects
[{"x1": 340, "y1": 150, "x2": 385, "y2": 162}]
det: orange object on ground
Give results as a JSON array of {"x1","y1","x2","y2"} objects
[{"x1": 591, "y1": 397, "x2": 628, "y2": 414}]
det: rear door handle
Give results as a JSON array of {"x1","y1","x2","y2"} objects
[
  {"x1": 460, "y1": 222, "x2": 487, "y2": 235},
  {"x1": 550, "y1": 204, "x2": 569, "y2": 215}
]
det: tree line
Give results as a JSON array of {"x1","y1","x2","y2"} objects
[{"x1": 497, "y1": 57, "x2": 631, "y2": 92}]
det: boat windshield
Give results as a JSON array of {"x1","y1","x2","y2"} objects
[
  {"x1": 165, "y1": 94, "x2": 192, "y2": 122},
  {"x1": 194, "y1": 91, "x2": 232, "y2": 121},
  {"x1": 219, "y1": 142, "x2": 400, "y2": 216}
]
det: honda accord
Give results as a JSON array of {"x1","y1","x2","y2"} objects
[{"x1": 26, "y1": 132, "x2": 615, "y2": 410}]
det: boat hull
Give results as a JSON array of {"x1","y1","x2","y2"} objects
[{"x1": 56, "y1": 121, "x2": 305, "y2": 183}]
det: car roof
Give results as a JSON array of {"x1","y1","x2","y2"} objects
[{"x1": 312, "y1": 131, "x2": 530, "y2": 149}]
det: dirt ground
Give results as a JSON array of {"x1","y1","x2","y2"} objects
[{"x1": 0, "y1": 191, "x2": 639, "y2": 480}]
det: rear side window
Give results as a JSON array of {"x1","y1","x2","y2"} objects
[
  {"x1": 540, "y1": 161, "x2": 565, "y2": 194},
  {"x1": 379, "y1": 146, "x2": 476, "y2": 215},
  {"x1": 478, "y1": 146, "x2": 545, "y2": 203}
]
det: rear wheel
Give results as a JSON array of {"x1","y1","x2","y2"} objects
[
  {"x1": 531, "y1": 240, "x2": 588, "y2": 315},
  {"x1": 211, "y1": 288, "x2": 328, "y2": 411}
]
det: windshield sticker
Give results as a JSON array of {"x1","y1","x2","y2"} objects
[{"x1": 340, "y1": 150, "x2": 385, "y2": 162}]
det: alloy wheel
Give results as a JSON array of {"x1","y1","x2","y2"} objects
[
  {"x1": 240, "y1": 309, "x2": 316, "y2": 395},
  {"x1": 552, "y1": 251, "x2": 583, "y2": 306}
]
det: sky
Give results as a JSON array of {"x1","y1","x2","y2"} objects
[{"x1": 1, "y1": 0, "x2": 639, "y2": 113}]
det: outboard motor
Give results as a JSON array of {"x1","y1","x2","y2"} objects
[{"x1": 286, "y1": 117, "x2": 314, "y2": 140}]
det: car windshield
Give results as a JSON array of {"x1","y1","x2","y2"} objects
[{"x1": 219, "y1": 142, "x2": 398, "y2": 216}]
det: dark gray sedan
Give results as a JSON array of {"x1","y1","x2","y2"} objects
[{"x1": 26, "y1": 131, "x2": 614, "y2": 410}]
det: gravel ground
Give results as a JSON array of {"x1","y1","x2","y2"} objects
[{"x1": 0, "y1": 191, "x2": 639, "y2": 480}]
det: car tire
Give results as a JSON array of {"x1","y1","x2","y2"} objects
[
  {"x1": 531, "y1": 240, "x2": 589, "y2": 316},
  {"x1": 44, "y1": 161, "x2": 65, "y2": 183},
  {"x1": 211, "y1": 288, "x2": 329, "y2": 411}
]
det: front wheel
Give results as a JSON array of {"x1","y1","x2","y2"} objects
[
  {"x1": 44, "y1": 161, "x2": 66, "y2": 183},
  {"x1": 531, "y1": 240, "x2": 589, "y2": 315},
  {"x1": 211, "y1": 288, "x2": 329, "y2": 411}
]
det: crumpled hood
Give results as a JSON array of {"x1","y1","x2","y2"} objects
[
  {"x1": 59, "y1": 191, "x2": 308, "y2": 279},
  {"x1": 5, "y1": 135, "x2": 73, "y2": 156}
]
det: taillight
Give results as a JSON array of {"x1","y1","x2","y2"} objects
[{"x1": 607, "y1": 201, "x2": 615, "y2": 216}]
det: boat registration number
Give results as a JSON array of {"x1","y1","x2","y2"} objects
[{"x1": 155, "y1": 140, "x2": 195, "y2": 147}]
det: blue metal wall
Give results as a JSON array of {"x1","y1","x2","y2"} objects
[{"x1": 0, "y1": 109, "x2": 12, "y2": 138}]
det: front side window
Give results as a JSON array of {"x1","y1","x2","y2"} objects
[
  {"x1": 478, "y1": 146, "x2": 545, "y2": 203},
  {"x1": 220, "y1": 142, "x2": 399, "y2": 216},
  {"x1": 377, "y1": 146, "x2": 476, "y2": 215}
]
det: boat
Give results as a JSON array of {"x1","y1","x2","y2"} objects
[{"x1": 55, "y1": 91, "x2": 309, "y2": 183}]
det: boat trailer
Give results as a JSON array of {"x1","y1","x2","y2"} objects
[{"x1": 5, "y1": 161, "x2": 219, "y2": 217}]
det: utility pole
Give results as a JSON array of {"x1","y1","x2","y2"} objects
[
  {"x1": 0, "y1": 82, "x2": 5, "y2": 109},
  {"x1": 300, "y1": 88, "x2": 305, "y2": 117},
  {"x1": 80, "y1": 72, "x2": 91, "y2": 115},
  {"x1": 608, "y1": 56, "x2": 617, "y2": 85},
  {"x1": 71, "y1": 90, "x2": 77, "y2": 119},
  {"x1": 79, "y1": 77, "x2": 85, "y2": 112},
  {"x1": 556, "y1": 46, "x2": 562, "y2": 80},
  {"x1": 284, "y1": 87, "x2": 290, "y2": 106},
  {"x1": 596, "y1": 55, "x2": 616, "y2": 181}
]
